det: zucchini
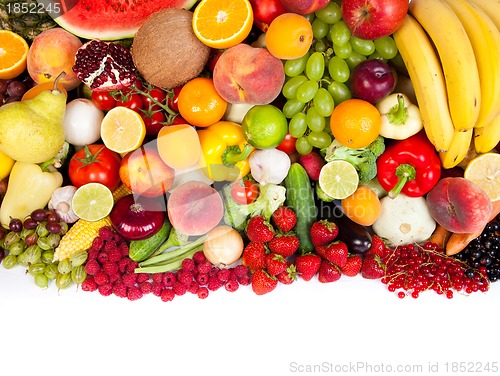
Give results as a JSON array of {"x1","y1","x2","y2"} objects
[
  {"x1": 128, "y1": 219, "x2": 172, "y2": 262},
  {"x1": 284, "y1": 163, "x2": 317, "y2": 254}
]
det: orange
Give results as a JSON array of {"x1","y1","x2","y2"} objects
[
  {"x1": 100, "y1": 107, "x2": 146, "y2": 154},
  {"x1": 0, "y1": 30, "x2": 29, "y2": 80},
  {"x1": 341, "y1": 185, "x2": 382, "y2": 226},
  {"x1": 157, "y1": 124, "x2": 202, "y2": 170},
  {"x1": 178, "y1": 77, "x2": 227, "y2": 128},
  {"x1": 330, "y1": 98, "x2": 381, "y2": 148},
  {"x1": 192, "y1": 0, "x2": 254, "y2": 49},
  {"x1": 265, "y1": 13, "x2": 313, "y2": 60},
  {"x1": 22, "y1": 81, "x2": 67, "y2": 101}
]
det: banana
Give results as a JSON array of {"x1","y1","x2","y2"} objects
[
  {"x1": 392, "y1": 15, "x2": 454, "y2": 152},
  {"x1": 442, "y1": 0, "x2": 500, "y2": 128},
  {"x1": 439, "y1": 129, "x2": 474, "y2": 168},
  {"x1": 467, "y1": 0, "x2": 500, "y2": 31},
  {"x1": 474, "y1": 115, "x2": 500, "y2": 153},
  {"x1": 409, "y1": 0, "x2": 480, "y2": 131}
]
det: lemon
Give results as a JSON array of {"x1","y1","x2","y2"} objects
[
  {"x1": 101, "y1": 106, "x2": 146, "y2": 154},
  {"x1": 318, "y1": 160, "x2": 359, "y2": 200},
  {"x1": 72, "y1": 183, "x2": 114, "y2": 222},
  {"x1": 241, "y1": 104, "x2": 288, "y2": 149},
  {"x1": 464, "y1": 152, "x2": 500, "y2": 202}
]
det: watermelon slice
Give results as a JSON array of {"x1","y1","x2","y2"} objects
[{"x1": 47, "y1": 0, "x2": 198, "y2": 40}]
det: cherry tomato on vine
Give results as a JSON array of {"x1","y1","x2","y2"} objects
[
  {"x1": 91, "y1": 90, "x2": 116, "y2": 111},
  {"x1": 170, "y1": 114, "x2": 187, "y2": 126},
  {"x1": 276, "y1": 132, "x2": 297, "y2": 155},
  {"x1": 116, "y1": 93, "x2": 143, "y2": 112},
  {"x1": 230, "y1": 179, "x2": 260, "y2": 205},
  {"x1": 167, "y1": 86, "x2": 182, "y2": 113},
  {"x1": 142, "y1": 87, "x2": 167, "y2": 110},
  {"x1": 142, "y1": 110, "x2": 167, "y2": 137}
]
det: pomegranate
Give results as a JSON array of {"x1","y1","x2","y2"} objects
[{"x1": 73, "y1": 39, "x2": 136, "y2": 91}]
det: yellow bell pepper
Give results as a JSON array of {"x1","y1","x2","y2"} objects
[
  {"x1": 197, "y1": 121, "x2": 254, "y2": 181},
  {"x1": 0, "y1": 161, "x2": 63, "y2": 228}
]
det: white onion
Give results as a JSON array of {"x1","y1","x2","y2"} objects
[
  {"x1": 202, "y1": 225, "x2": 244, "y2": 268},
  {"x1": 63, "y1": 98, "x2": 104, "y2": 146}
]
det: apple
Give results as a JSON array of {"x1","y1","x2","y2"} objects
[
  {"x1": 249, "y1": 0, "x2": 287, "y2": 32},
  {"x1": 349, "y1": 59, "x2": 396, "y2": 104},
  {"x1": 341, "y1": 0, "x2": 409, "y2": 40},
  {"x1": 280, "y1": 0, "x2": 330, "y2": 15}
]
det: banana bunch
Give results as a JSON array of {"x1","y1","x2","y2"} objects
[{"x1": 393, "y1": 0, "x2": 500, "y2": 168}]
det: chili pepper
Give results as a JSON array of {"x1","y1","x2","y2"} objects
[
  {"x1": 376, "y1": 131, "x2": 441, "y2": 198},
  {"x1": 197, "y1": 121, "x2": 254, "y2": 181}
]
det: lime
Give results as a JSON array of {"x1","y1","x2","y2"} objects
[
  {"x1": 464, "y1": 152, "x2": 500, "y2": 202},
  {"x1": 72, "y1": 182, "x2": 114, "y2": 222},
  {"x1": 318, "y1": 160, "x2": 359, "y2": 200},
  {"x1": 241, "y1": 104, "x2": 288, "y2": 148}
]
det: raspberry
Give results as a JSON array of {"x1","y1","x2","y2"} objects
[
  {"x1": 233, "y1": 264, "x2": 249, "y2": 278},
  {"x1": 104, "y1": 240, "x2": 118, "y2": 253},
  {"x1": 225, "y1": 279, "x2": 239, "y2": 292},
  {"x1": 84, "y1": 259, "x2": 101, "y2": 275},
  {"x1": 187, "y1": 280, "x2": 199, "y2": 294},
  {"x1": 196, "y1": 273, "x2": 209, "y2": 286},
  {"x1": 196, "y1": 286, "x2": 209, "y2": 299},
  {"x1": 151, "y1": 273, "x2": 163, "y2": 284},
  {"x1": 217, "y1": 268, "x2": 231, "y2": 283},
  {"x1": 160, "y1": 288, "x2": 175, "y2": 302},
  {"x1": 108, "y1": 273, "x2": 121, "y2": 285},
  {"x1": 117, "y1": 257, "x2": 130, "y2": 273},
  {"x1": 172, "y1": 282, "x2": 187, "y2": 296},
  {"x1": 181, "y1": 257, "x2": 195, "y2": 272},
  {"x1": 140, "y1": 281, "x2": 152, "y2": 294},
  {"x1": 94, "y1": 271, "x2": 109, "y2": 286},
  {"x1": 98, "y1": 226, "x2": 114, "y2": 240},
  {"x1": 118, "y1": 242, "x2": 130, "y2": 256},
  {"x1": 196, "y1": 260, "x2": 212, "y2": 274},
  {"x1": 126, "y1": 261, "x2": 139, "y2": 274},
  {"x1": 90, "y1": 236, "x2": 104, "y2": 252},
  {"x1": 207, "y1": 276, "x2": 222, "y2": 291},
  {"x1": 102, "y1": 261, "x2": 119, "y2": 276},
  {"x1": 81, "y1": 276, "x2": 97, "y2": 292},
  {"x1": 237, "y1": 274, "x2": 251, "y2": 286},
  {"x1": 135, "y1": 273, "x2": 150, "y2": 284},
  {"x1": 87, "y1": 249, "x2": 99, "y2": 261},
  {"x1": 151, "y1": 282, "x2": 164, "y2": 297},
  {"x1": 107, "y1": 249, "x2": 122, "y2": 263},
  {"x1": 193, "y1": 250, "x2": 206, "y2": 265},
  {"x1": 162, "y1": 272, "x2": 177, "y2": 287},
  {"x1": 112, "y1": 283, "x2": 128, "y2": 298},
  {"x1": 97, "y1": 251, "x2": 108, "y2": 265},
  {"x1": 122, "y1": 273, "x2": 137, "y2": 287},
  {"x1": 177, "y1": 270, "x2": 194, "y2": 286},
  {"x1": 209, "y1": 267, "x2": 219, "y2": 277},
  {"x1": 127, "y1": 286, "x2": 143, "y2": 301},
  {"x1": 98, "y1": 283, "x2": 113, "y2": 296}
]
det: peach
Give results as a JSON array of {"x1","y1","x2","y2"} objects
[
  {"x1": 212, "y1": 43, "x2": 285, "y2": 105},
  {"x1": 27, "y1": 28, "x2": 82, "y2": 91},
  {"x1": 280, "y1": 0, "x2": 330, "y2": 14},
  {"x1": 426, "y1": 177, "x2": 492, "y2": 234}
]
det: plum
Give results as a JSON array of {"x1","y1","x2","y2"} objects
[
  {"x1": 349, "y1": 59, "x2": 396, "y2": 104},
  {"x1": 426, "y1": 177, "x2": 492, "y2": 234},
  {"x1": 167, "y1": 181, "x2": 224, "y2": 236}
]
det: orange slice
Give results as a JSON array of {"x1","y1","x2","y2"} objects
[
  {"x1": 192, "y1": 0, "x2": 254, "y2": 49},
  {"x1": 101, "y1": 107, "x2": 146, "y2": 154},
  {"x1": 0, "y1": 30, "x2": 29, "y2": 80}
]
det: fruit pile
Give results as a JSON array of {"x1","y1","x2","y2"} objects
[{"x1": 0, "y1": 0, "x2": 499, "y2": 302}]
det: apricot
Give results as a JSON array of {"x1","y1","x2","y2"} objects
[{"x1": 27, "y1": 28, "x2": 82, "y2": 91}]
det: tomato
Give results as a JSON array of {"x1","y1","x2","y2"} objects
[
  {"x1": 170, "y1": 114, "x2": 187, "y2": 125},
  {"x1": 167, "y1": 86, "x2": 182, "y2": 113},
  {"x1": 276, "y1": 132, "x2": 297, "y2": 155},
  {"x1": 230, "y1": 179, "x2": 260, "y2": 205},
  {"x1": 142, "y1": 110, "x2": 167, "y2": 137},
  {"x1": 68, "y1": 144, "x2": 122, "y2": 191},
  {"x1": 91, "y1": 90, "x2": 116, "y2": 111},
  {"x1": 115, "y1": 93, "x2": 143, "y2": 112},
  {"x1": 142, "y1": 87, "x2": 167, "y2": 110}
]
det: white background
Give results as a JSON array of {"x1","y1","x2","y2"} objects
[{"x1": 1, "y1": 266, "x2": 499, "y2": 376}]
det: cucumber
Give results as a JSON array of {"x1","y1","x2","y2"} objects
[
  {"x1": 128, "y1": 219, "x2": 171, "y2": 262},
  {"x1": 284, "y1": 163, "x2": 317, "y2": 254}
]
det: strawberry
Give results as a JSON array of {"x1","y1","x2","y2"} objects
[
  {"x1": 271, "y1": 206, "x2": 297, "y2": 233},
  {"x1": 309, "y1": 220, "x2": 339, "y2": 247},
  {"x1": 341, "y1": 254, "x2": 363, "y2": 277},
  {"x1": 366, "y1": 234, "x2": 389, "y2": 258},
  {"x1": 324, "y1": 241, "x2": 349, "y2": 268},
  {"x1": 246, "y1": 215, "x2": 275, "y2": 242},
  {"x1": 241, "y1": 241, "x2": 267, "y2": 272},
  {"x1": 265, "y1": 253, "x2": 289, "y2": 276},
  {"x1": 251, "y1": 269, "x2": 278, "y2": 295},
  {"x1": 318, "y1": 259, "x2": 342, "y2": 283},
  {"x1": 268, "y1": 234, "x2": 300, "y2": 258},
  {"x1": 361, "y1": 254, "x2": 385, "y2": 279},
  {"x1": 276, "y1": 264, "x2": 297, "y2": 285},
  {"x1": 295, "y1": 253, "x2": 322, "y2": 281}
]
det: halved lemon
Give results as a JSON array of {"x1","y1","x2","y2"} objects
[
  {"x1": 464, "y1": 152, "x2": 500, "y2": 202},
  {"x1": 72, "y1": 182, "x2": 114, "y2": 222},
  {"x1": 0, "y1": 30, "x2": 29, "y2": 80},
  {"x1": 318, "y1": 160, "x2": 359, "y2": 200},
  {"x1": 101, "y1": 106, "x2": 146, "y2": 154},
  {"x1": 192, "y1": 0, "x2": 254, "y2": 49}
]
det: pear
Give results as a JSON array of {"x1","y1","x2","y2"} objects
[{"x1": 0, "y1": 73, "x2": 67, "y2": 164}]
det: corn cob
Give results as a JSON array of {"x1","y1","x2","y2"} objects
[{"x1": 53, "y1": 184, "x2": 132, "y2": 261}]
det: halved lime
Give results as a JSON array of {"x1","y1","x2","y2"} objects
[
  {"x1": 72, "y1": 183, "x2": 114, "y2": 222},
  {"x1": 318, "y1": 160, "x2": 359, "y2": 200}
]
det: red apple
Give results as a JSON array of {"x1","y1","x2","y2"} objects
[
  {"x1": 341, "y1": 0, "x2": 409, "y2": 40},
  {"x1": 280, "y1": 0, "x2": 330, "y2": 15},
  {"x1": 349, "y1": 59, "x2": 396, "y2": 104},
  {"x1": 249, "y1": 0, "x2": 287, "y2": 32}
]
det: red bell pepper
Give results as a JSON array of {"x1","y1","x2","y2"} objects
[{"x1": 376, "y1": 132, "x2": 441, "y2": 198}]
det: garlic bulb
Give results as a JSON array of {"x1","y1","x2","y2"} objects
[{"x1": 48, "y1": 185, "x2": 79, "y2": 223}]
